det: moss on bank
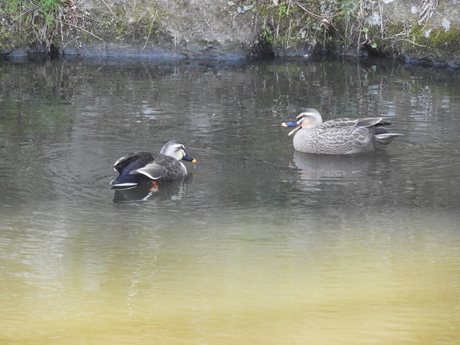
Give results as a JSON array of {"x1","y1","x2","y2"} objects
[
  {"x1": 405, "y1": 25, "x2": 460, "y2": 64},
  {"x1": 0, "y1": 0, "x2": 168, "y2": 55}
]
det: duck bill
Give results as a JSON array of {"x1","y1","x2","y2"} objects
[
  {"x1": 182, "y1": 155, "x2": 196, "y2": 163},
  {"x1": 282, "y1": 121, "x2": 301, "y2": 136},
  {"x1": 287, "y1": 126, "x2": 301, "y2": 136}
]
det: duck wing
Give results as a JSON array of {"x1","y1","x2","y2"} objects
[
  {"x1": 302, "y1": 126, "x2": 372, "y2": 154},
  {"x1": 113, "y1": 152, "x2": 154, "y2": 174},
  {"x1": 355, "y1": 117, "x2": 391, "y2": 127},
  {"x1": 135, "y1": 154, "x2": 184, "y2": 181},
  {"x1": 318, "y1": 126, "x2": 370, "y2": 145},
  {"x1": 321, "y1": 117, "x2": 389, "y2": 129},
  {"x1": 315, "y1": 125, "x2": 399, "y2": 153}
]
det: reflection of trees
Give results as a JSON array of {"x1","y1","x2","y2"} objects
[
  {"x1": 1, "y1": 57, "x2": 456, "y2": 145},
  {"x1": 1, "y1": 57, "x2": 459, "y2": 208}
]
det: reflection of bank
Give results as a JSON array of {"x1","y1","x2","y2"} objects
[{"x1": 112, "y1": 177, "x2": 191, "y2": 202}]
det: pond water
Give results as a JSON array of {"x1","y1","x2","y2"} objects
[{"x1": 1, "y1": 56, "x2": 460, "y2": 344}]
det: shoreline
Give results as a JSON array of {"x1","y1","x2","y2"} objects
[{"x1": 1, "y1": 0, "x2": 460, "y2": 67}]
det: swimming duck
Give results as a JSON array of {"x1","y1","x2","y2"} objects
[
  {"x1": 282, "y1": 108, "x2": 402, "y2": 154},
  {"x1": 110, "y1": 140, "x2": 196, "y2": 188}
]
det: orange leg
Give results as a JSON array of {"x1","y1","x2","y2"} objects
[{"x1": 149, "y1": 181, "x2": 159, "y2": 192}]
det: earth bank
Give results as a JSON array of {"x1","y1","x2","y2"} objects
[{"x1": 1, "y1": 0, "x2": 459, "y2": 66}]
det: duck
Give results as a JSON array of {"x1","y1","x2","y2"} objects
[
  {"x1": 282, "y1": 108, "x2": 402, "y2": 154},
  {"x1": 110, "y1": 140, "x2": 196, "y2": 188}
]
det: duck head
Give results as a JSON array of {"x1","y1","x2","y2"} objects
[
  {"x1": 160, "y1": 140, "x2": 196, "y2": 163},
  {"x1": 282, "y1": 108, "x2": 324, "y2": 136}
]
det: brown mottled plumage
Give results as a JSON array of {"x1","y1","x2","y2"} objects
[{"x1": 282, "y1": 108, "x2": 402, "y2": 154}]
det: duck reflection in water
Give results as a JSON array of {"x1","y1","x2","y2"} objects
[
  {"x1": 112, "y1": 177, "x2": 192, "y2": 202},
  {"x1": 292, "y1": 150, "x2": 390, "y2": 181}
]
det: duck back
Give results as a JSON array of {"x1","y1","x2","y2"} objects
[{"x1": 293, "y1": 125, "x2": 399, "y2": 155}]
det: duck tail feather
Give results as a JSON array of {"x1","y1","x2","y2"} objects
[{"x1": 375, "y1": 132, "x2": 403, "y2": 149}]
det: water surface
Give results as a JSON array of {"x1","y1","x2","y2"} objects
[{"x1": 0, "y1": 56, "x2": 459, "y2": 344}]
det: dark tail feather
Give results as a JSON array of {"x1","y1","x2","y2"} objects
[{"x1": 375, "y1": 132, "x2": 403, "y2": 150}]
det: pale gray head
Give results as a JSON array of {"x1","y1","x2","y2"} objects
[
  {"x1": 296, "y1": 108, "x2": 323, "y2": 127},
  {"x1": 160, "y1": 141, "x2": 190, "y2": 160},
  {"x1": 286, "y1": 108, "x2": 324, "y2": 136}
]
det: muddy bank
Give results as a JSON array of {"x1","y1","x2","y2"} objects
[{"x1": 1, "y1": 0, "x2": 460, "y2": 66}]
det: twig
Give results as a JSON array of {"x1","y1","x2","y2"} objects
[
  {"x1": 418, "y1": 0, "x2": 438, "y2": 26},
  {"x1": 356, "y1": 0, "x2": 364, "y2": 56},
  {"x1": 62, "y1": 36, "x2": 80, "y2": 49},
  {"x1": 383, "y1": 36, "x2": 427, "y2": 47},
  {"x1": 398, "y1": 39, "x2": 427, "y2": 47},
  {"x1": 296, "y1": 2, "x2": 322, "y2": 19},
  {"x1": 101, "y1": 0, "x2": 116, "y2": 16},
  {"x1": 142, "y1": 14, "x2": 157, "y2": 50},
  {"x1": 12, "y1": 9, "x2": 33, "y2": 22},
  {"x1": 59, "y1": 20, "x2": 103, "y2": 40}
]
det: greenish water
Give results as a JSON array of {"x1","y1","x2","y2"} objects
[{"x1": 0, "y1": 56, "x2": 459, "y2": 344}]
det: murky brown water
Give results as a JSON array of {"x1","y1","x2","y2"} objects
[{"x1": 1, "y1": 56, "x2": 460, "y2": 344}]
